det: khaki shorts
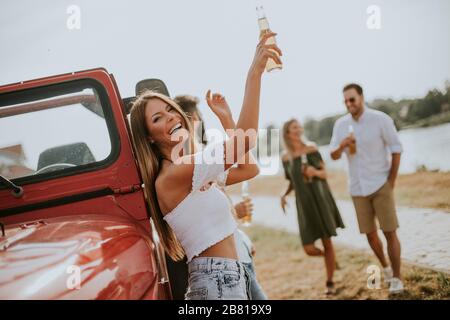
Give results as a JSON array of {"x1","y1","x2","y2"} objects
[{"x1": 351, "y1": 182, "x2": 399, "y2": 234}]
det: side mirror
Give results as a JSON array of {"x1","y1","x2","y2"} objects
[
  {"x1": 123, "y1": 79, "x2": 171, "y2": 114},
  {"x1": 136, "y1": 79, "x2": 170, "y2": 97}
]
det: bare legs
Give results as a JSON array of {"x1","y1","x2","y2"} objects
[
  {"x1": 383, "y1": 231, "x2": 401, "y2": 278},
  {"x1": 366, "y1": 230, "x2": 401, "y2": 278},
  {"x1": 303, "y1": 244, "x2": 324, "y2": 257},
  {"x1": 321, "y1": 238, "x2": 336, "y2": 282},
  {"x1": 303, "y1": 238, "x2": 336, "y2": 283},
  {"x1": 302, "y1": 231, "x2": 401, "y2": 284},
  {"x1": 366, "y1": 231, "x2": 389, "y2": 268}
]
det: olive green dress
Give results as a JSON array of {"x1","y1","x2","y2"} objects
[{"x1": 282, "y1": 151, "x2": 345, "y2": 245}]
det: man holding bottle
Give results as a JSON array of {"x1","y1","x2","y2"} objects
[{"x1": 329, "y1": 83, "x2": 404, "y2": 294}]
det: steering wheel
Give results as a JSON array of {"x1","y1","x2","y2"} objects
[{"x1": 35, "y1": 163, "x2": 76, "y2": 174}]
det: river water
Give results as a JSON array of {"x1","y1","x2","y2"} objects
[{"x1": 258, "y1": 122, "x2": 450, "y2": 175}]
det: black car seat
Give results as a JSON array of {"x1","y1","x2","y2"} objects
[{"x1": 37, "y1": 142, "x2": 96, "y2": 170}]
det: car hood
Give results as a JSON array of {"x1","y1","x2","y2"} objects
[{"x1": 0, "y1": 215, "x2": 158, "y2": 299}]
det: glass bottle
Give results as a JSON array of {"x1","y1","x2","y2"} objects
[{"x1": 257, "y1": 5, "x2": 282, "y2": 72}]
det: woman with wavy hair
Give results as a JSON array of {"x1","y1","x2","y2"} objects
[
  {"x1": 175, "y1": 92, "x2": 267, "y2": 300},
  {"x1": 129, "y1": 32, "x2": 281, "y2": 300},
  {"x1": 280, "y1": 118, "x2": 345, "y2": 295}
]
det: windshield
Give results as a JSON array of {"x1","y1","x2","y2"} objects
[{"x1": 0, "y1": 80, "x2": 114, "y2": 182}]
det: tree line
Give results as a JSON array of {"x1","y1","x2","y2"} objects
[{"x1": 303, "y1": 83, "x2": 450, "y2": 146}]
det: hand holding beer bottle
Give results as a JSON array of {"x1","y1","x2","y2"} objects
[
  {"x1": 348, "y1": 125, "x2": 357, "y2": 155},
  {"x1": 302, "y1": 155, "x2": 313, "y2": 183},
  {"x1": 257, "y1": 5, "x2": 283, "y2": 72},
  {"x1": 240, "y1": 181, "x2": 253, "y2": 226}
]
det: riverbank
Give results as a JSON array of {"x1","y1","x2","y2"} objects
[
  {"x1": 401, "y1": 111, "x2": 450, "y2": 130},
  {"x1": 227, "y1": 171, "x2": 450, "y2": 212},
  {"x1": 247, "y1": 224, "x2": 450, "y2": 299}
]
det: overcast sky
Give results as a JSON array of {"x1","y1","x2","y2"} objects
[{"x1": 1, "y1": 0, "x2": 449, "y2": 130}]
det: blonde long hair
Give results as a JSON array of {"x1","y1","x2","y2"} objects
[
  {"x1": 129, "y1": 90, "x2": 195, "y2": 261},
  {"x1": 282, "y1": 118, "x2": 315, "y2": 161}
]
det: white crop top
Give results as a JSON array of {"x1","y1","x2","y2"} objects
[{"x1": 163, "y1": 141, "x2": 237, "y2": 263}]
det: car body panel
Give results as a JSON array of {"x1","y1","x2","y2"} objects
[{"x1": 0, "y1": 214, "x2": 163, "y2": 299}]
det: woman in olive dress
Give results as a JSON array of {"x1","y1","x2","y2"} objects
[{"x1": 280, "y1": 118, "x2": 345, "y2": 294}]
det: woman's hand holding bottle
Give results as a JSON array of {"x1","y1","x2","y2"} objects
[
  {"x1": 249, "y1": 32, "x2": 282, "y2": 77},
  {"x1": 304, "y1": 165, "x2": 317, "y2": 180}
]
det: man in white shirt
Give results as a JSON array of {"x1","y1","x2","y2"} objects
[{"x1": 330, "y1": 83, "x2": 404, "y2": 294}]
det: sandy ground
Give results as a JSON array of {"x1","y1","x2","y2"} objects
[
  {"x1": 227, "y1": 170, "x2": 450, "y2": 299},
  {"x1": 229, "y1": 194, "x2": 450, "y2": 273},
  {"x1": 246, "y1": 225, "x2": 450, "y2": 300},
  {"x1": 227, "y1": 171, "x2": 450, "y2": 212}
]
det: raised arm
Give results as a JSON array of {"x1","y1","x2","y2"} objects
[
  {"x1": 223, "y1": 32, "x2": 282, "y2": 169},
  {"x1": 205, "y1": 91, "x2": 259, "y2": 185},
  {"x1": 162, "y1": 33, "x2": 281, "y2": 193}
]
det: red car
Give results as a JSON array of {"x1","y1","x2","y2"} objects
[{"x1": 0, "y1": 69, "x2": 177, "y2": 299}]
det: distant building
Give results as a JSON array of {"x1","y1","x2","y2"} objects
[{"x1": 0, "y1": 144, "x2": 34, "y2": 179}]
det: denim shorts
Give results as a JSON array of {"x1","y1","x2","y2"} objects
[
  {"x1": 185, "y1": 257, "x2": 250, "y2": 300},
  {"x1": 242, "y1": 262, "x2": 268, "y2": 300}
]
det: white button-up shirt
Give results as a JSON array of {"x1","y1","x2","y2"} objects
[
  {"x1": 330, "y1": 108, "x2": 403, "y2": 197},
  {"x1": 234, "y1": 229, "x2": 253, "y2": 264}
]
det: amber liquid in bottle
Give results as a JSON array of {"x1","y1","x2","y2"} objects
[
  {"x1": 257, "y1": 6, "x2": 282, "y2": 72},
  {"x1": 240, "y1": 181, "x2": 252, "y2": 226}
]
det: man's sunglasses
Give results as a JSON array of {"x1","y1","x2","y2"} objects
[{"x1": 344, "y1": 97, "x2": 356, "y2": 104}]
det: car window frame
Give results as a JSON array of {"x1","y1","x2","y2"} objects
[{"x1": 0, "y1": 78, "x2": 121, "y2": 189}]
